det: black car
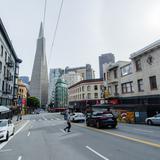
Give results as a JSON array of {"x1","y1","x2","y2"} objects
[{"x1": 86, "y1": 111, "x2": 117, "y2": 129}]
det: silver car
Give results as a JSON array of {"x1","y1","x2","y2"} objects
[{"x1": 145, "y1": 114, "x2": 160, "y2": 125}]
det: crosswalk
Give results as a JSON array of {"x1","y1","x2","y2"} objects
[{"x1": 30, "y1": 117, "x2": 62, "y2": 122}]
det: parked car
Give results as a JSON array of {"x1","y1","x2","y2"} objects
[
  {"x1": 70, "y1": 112, "x2": 85, "y2": 122},
  {"x1": 145, "y1": 114, "x2": 160, "y2": 125},
  {"x1": 86, "y1": 111, "x2": 117, "y2": 129},
  {"x1": 0, "y1": 119, "x2": 15, "y2": 141}
]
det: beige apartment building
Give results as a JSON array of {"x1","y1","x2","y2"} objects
[{"x1": 68, "y1": 79, "x2": 103, "y2": 111}]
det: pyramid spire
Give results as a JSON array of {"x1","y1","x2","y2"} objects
[
  {"x1": 30, "y1": 21, "x2": 48, "y2": 107},
  {"x1": 38, "y1": 22, "x2": 44, "y2": 38}
]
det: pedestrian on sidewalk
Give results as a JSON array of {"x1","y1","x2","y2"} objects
[
  {"x1": 64, "y1": 111, "x2": 71, "y2": 132},
  {"x1": 17, "y1": 106, "x2": 22, "y2": 121}
]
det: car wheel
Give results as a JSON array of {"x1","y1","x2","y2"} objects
[
  {"x1": 96, "y1": 122, "x2": 100, "y2": 129},
  {"x1": 147, "y1": 120, "x2": 153, "y2": 125},
  {"x1": 112, "y1": 125, "x2": 116, "y2": 129},
  {"x1": 86, "y1": 121, "x2": 90, "y2": 126},
  {"x1": 5, "y1": 132, "x2": 9, "y2": 141}
]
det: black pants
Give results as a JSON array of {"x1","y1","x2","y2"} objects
[{"x1": 64, "y1": 121, "x2": 71, "y2": 132}]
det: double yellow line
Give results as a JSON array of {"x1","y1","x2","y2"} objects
[{"x1": 74, "y1": 123, "x2": 160, "y2": 148}]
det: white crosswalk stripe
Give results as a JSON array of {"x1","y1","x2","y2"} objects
[{"x1": 30, "y1": 117, "x2": 62, "y2": 121}]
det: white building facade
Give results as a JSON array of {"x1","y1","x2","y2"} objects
[
  {"x1": 68, "y1": 79, "x2": 103, "y2": 111},
  {"x1": 103, "y1": 39, "x2": 160, "y2": 122},
  {"x1": 0, "y1": 18, "x2": 22, "y2": 106}
]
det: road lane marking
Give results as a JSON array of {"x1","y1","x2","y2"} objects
[
  {"x1": 18, "y1": 156, "x2": 22, "y2": 160},
  {"x1": 0, "y1": 149, "x2": 12, "y2": 152},
  {"x1": 133, "y1": 128, "x2": 153, "y2": 133},
  {"x1": 0, "y1": 120, "x2": 30, "y2": 150},
  {"x1": 86, "y1": 146, "x2": 109, "y2": 160},
  {"x1": 55, "y1": 118, "x2": 60, "y2": 120},
  {"x1": 27, "y1": 132, "x2": 30, "y2": 136},
  {"x1": 74, "y1": 124, "x2": 160, "y2": 148}
]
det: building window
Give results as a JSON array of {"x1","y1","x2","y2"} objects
[
  {"x1": 94, "y1": 93, "x2": 98, "y2": 98},
  {"x1": 94, "y1": 85, "x2": 98, "y2": 90},
  {"x1": 149, "y1": 76, "x2": 157, "y2": 90},
  {"x1": 2, "y1": 81, "x2": 4, "y2": 91},
  {"x1": 121, "y1": 82, "x2": 134, "y2": 93},
  {"x1": 107, "y1": 72, "x2": 110, "y2": 80},
  {"x1": 137, "y1": 79, "x2": 144, "y2": 92},
  {"x1": 103, "y1": 73, "x2": 105, "y2": 80},
  {"x1": 82, "y1": 94, "x2": 85, "y2": 99},
  {"x1": 121, "y1": 64, "x2": 132, "y2": 76},
  {"x1": 108, "y1": 86, "x2": 112, "y2": 94},
  {"x1": 114, "y1": 69, "x2": 117, "y2": 78},
  {"x1": 114, "y1": 85, "x2": 118, "y2": 95},
  {"x1": 87, "y1": 93, "x2": 91, "y2": 99},
  {"x1": 0, "y1": 61, "x2": 2, "y2": 73},
  {"x1": 82, "y1": 86, "x2": 84, "y2": 91},
  {"x1": 135, "y1": 59, "x2": 142, "y2": 71},
  {"x1": 5, "y1": 52, "x2": 7, "y2": 62},
  {"x1": 87, "y1": 85, "x2": 91, "y2": 91},
  {"x1": 1, "y1": 45, "x2": 3, "y2": 57},
  {"x1": 4, "y1": 66, "x2": 6, "y2": 77}
]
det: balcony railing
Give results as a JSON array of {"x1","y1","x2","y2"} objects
[
  {"x1": 4, "y1": 75, "x2": 13, "y2": 81},
  {"x1": 3, "y1": 90, "x2": 12, "y2": 95}
]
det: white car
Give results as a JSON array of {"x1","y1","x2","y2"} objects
[
  {"x1": 145, "y1": 114, "x2": 160, "y2": 125},
  {"x1": 0, "y1": 119, "x2": 15, "y2": 141},
  {"x1": 70, "y1": 113, "x2": 85, "y2": 122}
]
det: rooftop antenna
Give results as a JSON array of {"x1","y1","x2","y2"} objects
[{"x1": 43, "y1": 0, "x2": 47, "y2": 31}]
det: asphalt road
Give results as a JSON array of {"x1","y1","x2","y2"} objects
[{"x1": 0, "y1": 112, "x2": 160, "y2": 160}]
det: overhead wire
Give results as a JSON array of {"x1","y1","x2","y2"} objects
[{"x1": 48, "y1": 0, "x2": 64, "y2": 66}]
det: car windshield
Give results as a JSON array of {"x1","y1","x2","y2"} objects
[{"x1": 0, "y1": 120, "x2": 7, "y2": 127}]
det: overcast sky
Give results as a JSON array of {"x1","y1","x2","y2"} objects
[{"x1": 1, "y1": 0, "x2": 160, "y2": 78}]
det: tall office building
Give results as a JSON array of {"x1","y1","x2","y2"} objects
[
  {"x1": 30, "y1": 22, "x2": 48, "y2": 107},
  {"x1": 99, "y1": 53, "x2": 115, "y2": 78},
  {"x1": 65, "y1": 64, "x2": 95, "y2": 80}
]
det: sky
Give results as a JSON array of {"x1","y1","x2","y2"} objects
[{"x1": 1, "y1": 0, "x2": 160, "y2": 78}]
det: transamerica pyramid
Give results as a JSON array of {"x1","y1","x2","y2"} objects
[{"x1": 30, "y1": 22, "x2": 48, "y2": 107}]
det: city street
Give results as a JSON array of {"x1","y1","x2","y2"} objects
[{"x1": 0, "y1": 112, "x2": 160, "y2": 160}]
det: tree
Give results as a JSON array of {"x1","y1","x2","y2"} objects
[{"x1": 27, "y1": 96, "x2": 40, "y2": 110}]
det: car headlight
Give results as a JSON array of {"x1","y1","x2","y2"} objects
[{"x1": 0, "y1": 130, "x2": 6, "y2": 133}]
